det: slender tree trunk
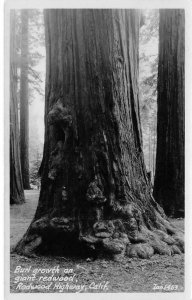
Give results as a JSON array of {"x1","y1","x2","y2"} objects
[
  {"x1": 15, "y1": 9, "x2": 183, "y2": 259},
  {"x1": 20, "y1": 10, "x2": 30, "y2": 189},
  {"x1": 153, "y1": 10, "x2": 184, "y2": 217},
  {"x1": 10, "y1": 10, "x2": 25, "y2": 205}
]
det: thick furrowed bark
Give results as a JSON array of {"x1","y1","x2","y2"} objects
[{"x1": 14, "y1": 9, "x2": 184, "y2": 259}]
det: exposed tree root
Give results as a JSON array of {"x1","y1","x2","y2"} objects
[{"x1": 13, "y1": 201, "x2": 184, "y2": 260}]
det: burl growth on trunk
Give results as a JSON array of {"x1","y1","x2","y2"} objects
[{"x1": 14, "y1": 98, "x2": 184, "y2": 260}]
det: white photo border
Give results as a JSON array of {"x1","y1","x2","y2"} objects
[{"x1": 4, "y1": 1, "x2": 192, "y2": 299}]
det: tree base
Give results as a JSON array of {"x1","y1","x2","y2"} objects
[{"x1": 13, "y1": 205, "x2": 184, "y2": 260}]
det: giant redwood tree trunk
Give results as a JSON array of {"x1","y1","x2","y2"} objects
[
  {"x1": 15, "y1": 9, "x2": 183, "y2": 259},
  {"x1": 10, "y1": 11, "x2": 25, "y2": 205},
  {"x1": 20, "y1": 10, "x2": 30, "y2": 190},
  {"x1": 153, "y1": 10, "x2": 184, "y2": 217}
]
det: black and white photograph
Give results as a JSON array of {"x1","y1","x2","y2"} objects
[{"x1": 4, "y1": 0, "x2": 191, "y2": 298}]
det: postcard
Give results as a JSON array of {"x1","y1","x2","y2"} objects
[{"x1": 4, "y1": 0, "x2": 192, "y2": 299}]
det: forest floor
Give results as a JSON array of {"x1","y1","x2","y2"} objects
[{"x1": 10, "y1": 190, "x2": 184, "y2": 293}]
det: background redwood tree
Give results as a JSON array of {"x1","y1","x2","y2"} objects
[
  {"x1": 15, "y1": 9, "x2": 183, "y2": 258},
  {"x1": 153, "y1": 9, "x2": 184, "y2": 217},
  {"x1": 14, "y1": 9, "x2": 45, "y2": 189},
  {"x1": 10, "y1": 10, "x2": 25, "y2": 205},
  {"x1": 20, "y1": 10, "x2": 30, "y2": 189}
]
